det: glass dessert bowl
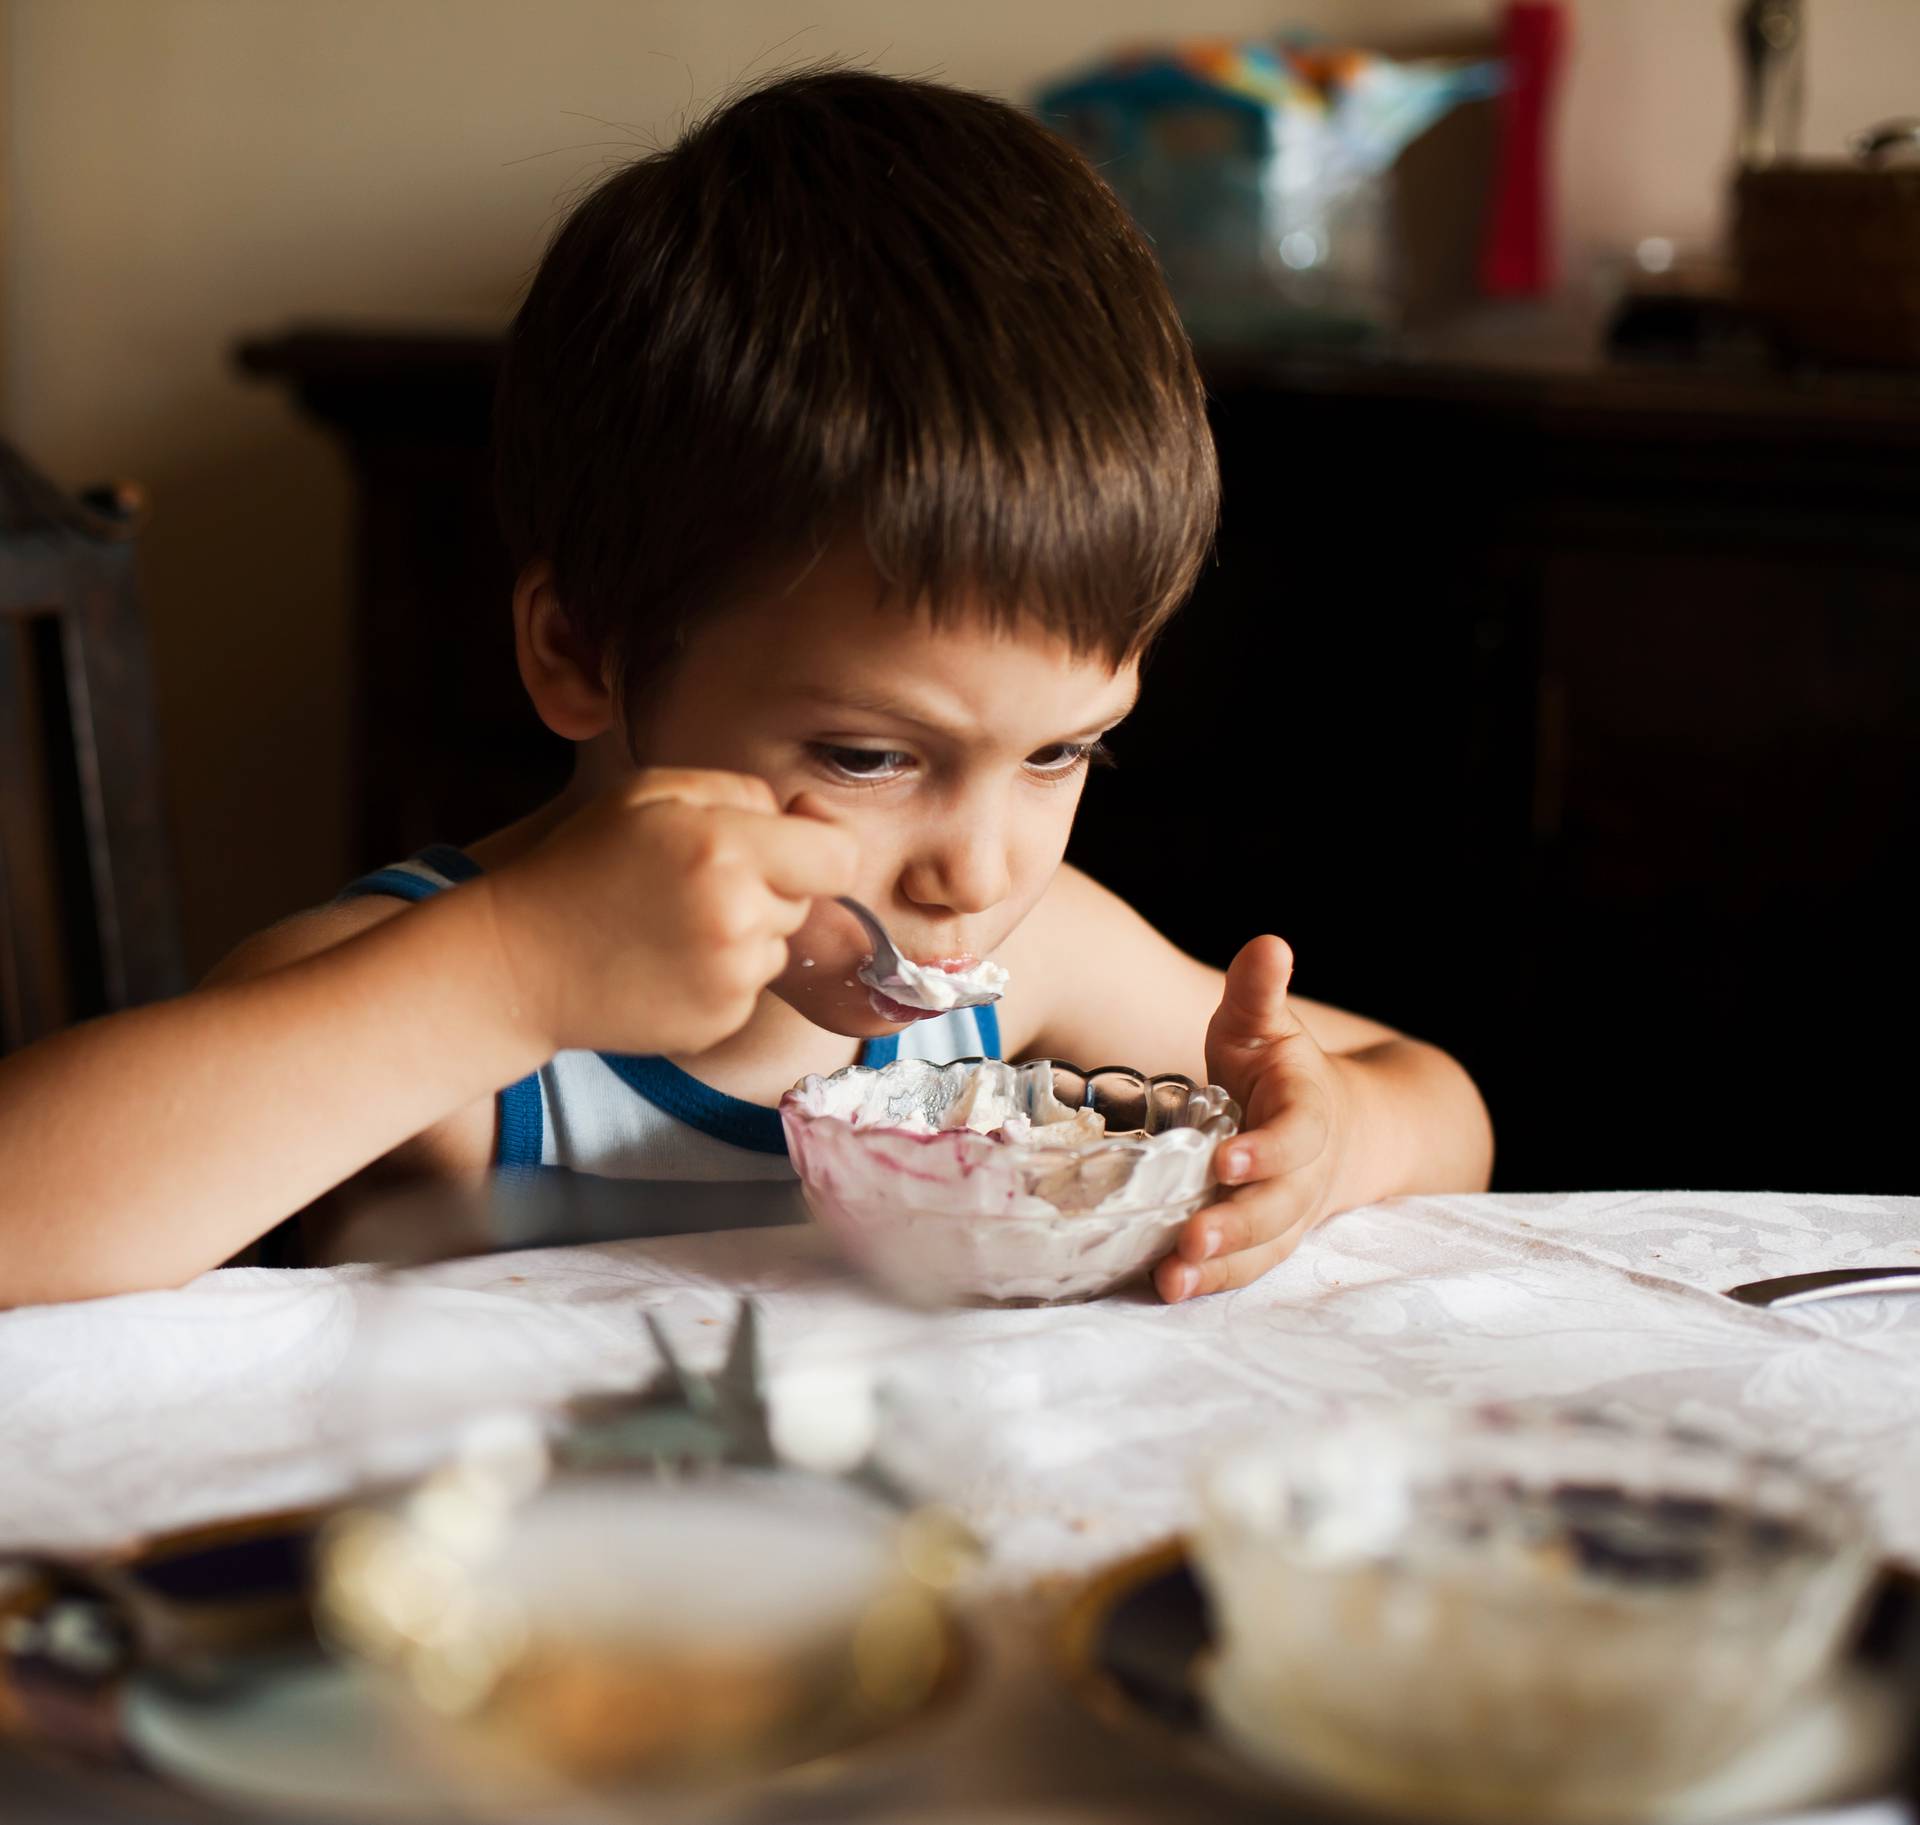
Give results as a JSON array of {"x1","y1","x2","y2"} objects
[{"x1": 779, "y1": 1057, "x2": 1241, "y2": 1307}]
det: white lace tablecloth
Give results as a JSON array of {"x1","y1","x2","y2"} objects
[
  {"x1": 2, "y1": 1190, "x2": 1917, "y2": 1824},
  {"x1": 4, "y1": 1190, "x2": 1918, "y2": 1573}
]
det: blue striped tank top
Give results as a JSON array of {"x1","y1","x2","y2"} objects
[{"x1": 336, "y1": 844, "x2": 1002, "y2": 1231}]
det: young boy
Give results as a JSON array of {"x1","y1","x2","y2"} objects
[{"x1": 0, "y1": 68, "x2": 1491, "y2": 1310}]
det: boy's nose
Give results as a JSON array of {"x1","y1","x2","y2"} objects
[{"x1": 900, "y1": 827, "x2": 1012, "y2": 920}]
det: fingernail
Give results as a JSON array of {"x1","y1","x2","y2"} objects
[
  {"x1": 1223, "y1": 1148, "x2": 1250, "y2": 1181},
  {"x1": 1167, "y1": 1263, "x2": 1198, "y2": 1301},
  {"x1": 1198, "y1": 1224, "x2": 1222, "y2": 1260}
]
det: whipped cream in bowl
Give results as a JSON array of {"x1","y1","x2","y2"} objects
[{"x1": 779, "y1": 1058, "x2": 1241, "y2": 1307}]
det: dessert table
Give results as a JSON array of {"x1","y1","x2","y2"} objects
[{"x1": 2, "y1": 1188, "x2": 1917, "y2": 1823}]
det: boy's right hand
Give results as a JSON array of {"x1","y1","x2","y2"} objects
[{"x1": 479, "y1": 770, "x2": 856, "y2": 1058}]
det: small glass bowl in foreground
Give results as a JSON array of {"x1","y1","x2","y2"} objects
[
  {"x1": 1191, "y1": 1404, "x2": 1879, "y2": 1824},
  {"x1": 779, "y1": 1057, "x2": 1241, "y2": 1307}
]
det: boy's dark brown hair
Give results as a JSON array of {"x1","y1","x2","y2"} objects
[{"x1": 493, "y1": 65, "x2": 1218, "y2": 710}]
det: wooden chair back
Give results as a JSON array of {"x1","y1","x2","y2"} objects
[{"x1": 0, "y1": 441, "x2": 184, "y2": 1050}]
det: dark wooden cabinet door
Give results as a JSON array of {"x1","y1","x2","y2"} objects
[
  {"x1": 1518, "y1": 550, "x2": 1920, "y2": 1192},
  {"x1": 1067, "y1": 380, "x2": 1540, "y2": 1175}
]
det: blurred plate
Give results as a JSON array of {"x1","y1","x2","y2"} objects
[
  {"x1": 2, "y1": 1504, "x2": 970, "y2": 1821},
  {"x1": 1053, "y1": 1543, "x2": 1919, "y2": 1825},
  {"x1": 126, "y1": 1658, "x2": 457, "y2": 1820},
  {"x1": 123, "y1": 1621, "x2": 970, "y2": 1820}
]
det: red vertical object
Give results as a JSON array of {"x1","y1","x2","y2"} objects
[{"x1": 1480, "y1": 2, "x2": 1568, "y2": 296}]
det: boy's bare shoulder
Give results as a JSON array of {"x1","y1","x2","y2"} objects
[
  {"x1": 994, "y1": 864, "x2": 1217, "y2": 1068},
  {"x1": 1003, "y1": 861, "x2": 1184, "y2": 966},
  {"x1": 1014, "y1": 865, "x2": 1405, "y2": 1063}
]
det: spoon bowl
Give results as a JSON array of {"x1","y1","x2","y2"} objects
[{"x1": 835, "y1": 897, "x2": 1006, "y2": 1014}]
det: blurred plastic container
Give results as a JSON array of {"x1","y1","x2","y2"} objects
[{"x1": 1037, "y1": 38, "x2": 1503, "y2": 345}]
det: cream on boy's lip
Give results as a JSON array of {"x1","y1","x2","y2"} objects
[{"x1": 857, "y1": 948, "x2": 1008, "y2": 1015}]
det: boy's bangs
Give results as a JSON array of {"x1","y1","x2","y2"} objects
[{"x1": 855, "y1": 380, "x2": 1218, "y2": 666}]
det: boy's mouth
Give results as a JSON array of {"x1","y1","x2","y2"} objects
[{"x1": 864, "y1": 958, "x2": 984, "y2": 1024}]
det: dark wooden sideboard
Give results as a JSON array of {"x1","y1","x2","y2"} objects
[{"x1": 239, "y1": 317, "x2": 1920, "y2": 1197}]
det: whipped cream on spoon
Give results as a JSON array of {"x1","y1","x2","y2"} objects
[{"x1": 836, "y1": 896, "x2": 1008, "y2": 1014}]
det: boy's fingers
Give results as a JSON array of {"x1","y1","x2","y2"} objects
[
  {"x1": 1175, "y1": 1176, "x2": 1314, "y2": 1264},
  {"x1": 765, "y1": 890, "x2": 816, "y2": 937},
  {"x1": 733, "y1": 811, "x2": 860, "y2": 899},
  {"x1": 1212, "y1": 1088, "x2": 1329, "y2": 1186},
  {"x1": 628, "y1": 768, "x2": 780, "y2": 815},
  {"x1": 783, "y1": 790, "x2": 840, "y2": 825},
  {"x1": 1156, "y1": 1217, "x2": 1311, "y2": 1303}
]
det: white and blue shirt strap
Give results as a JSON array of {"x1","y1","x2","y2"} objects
[
  {"x1": 336, "y1": 848, "x2": 1004, "y2": 1171},
  {"x1": 336, "y1": 843, "x2": 482, "y2": 904}
]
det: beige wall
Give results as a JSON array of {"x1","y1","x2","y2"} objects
[{"x1": 6, "y1": 0, "x2": 1919, "y2": 972}]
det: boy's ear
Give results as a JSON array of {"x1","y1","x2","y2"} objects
[{"x1": 512, "y1": 560, "x2": 614, "y2": 740}]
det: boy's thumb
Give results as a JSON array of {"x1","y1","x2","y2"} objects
[{"x1": 1206, "y1": 936, "x2": 1297, "y2": 1081}]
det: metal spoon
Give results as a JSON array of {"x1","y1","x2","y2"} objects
[
  {"x1": 835, "y1": 896, "x2": 1003, "y2": 1011},
  {"x1": 1724, "y1": 1266, "x2": 1920, "y2": 1309}
]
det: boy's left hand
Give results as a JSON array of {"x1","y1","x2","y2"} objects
[{"x1": 1155, "y1": 935, "x2": 1346, "y2": 1303}]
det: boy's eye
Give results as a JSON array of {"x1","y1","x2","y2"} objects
[
  {"x1": 1026, "y1": 739, "x2": 1114, "y2": 776},
  {"x1": 810, "y1": 738, "x2": 1115, "y2": 785},
  {"x1": 814, "y1": 745, "x2": 915, "y2": 782}
]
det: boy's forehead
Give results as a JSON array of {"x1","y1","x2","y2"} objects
[
  {"x1": 689, "y1": 542, "x2": 1137, "y2": 728},
  {"x1": 744, "y1": 538, "x2": 1077, "y2": 649}
]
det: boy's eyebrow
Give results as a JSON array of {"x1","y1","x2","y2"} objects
[
  {"x1": 795, "y1": 685, "x2": 1138, "y2": 740},
  {"x1": 1075, "y1": 694, "x2": 1139, "y2": 737}
]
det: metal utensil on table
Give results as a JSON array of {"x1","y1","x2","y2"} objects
[
  {"x1": 835, "y1": 895, "x2": 1001, "y2": 1011},
  {"x1": 1725, "y1": 1266, "x2": 1920, "y2": 1309},
  {"x1": 560, "y1": 1299, "x2": 777, "y2": 1474},
  {"x1": 558, "y1": 1301, "x2": 936, "y2": 1520}
]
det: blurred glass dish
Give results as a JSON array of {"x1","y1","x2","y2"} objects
[
  {"x1": 779, "y1": 1057, "x2": 1241, "y2": 1307},
  {"x1": 316, "y1": 1436, "x2": 958, "y2": 1804},
  {"x1": 1191, "y1": 1405, "x2": 1878, "y2": 1823}
]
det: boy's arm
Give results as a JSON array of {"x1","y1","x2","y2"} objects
[
  {"x1": 0, "y1": 770, "x2": 859, "y2": 1308},
  {"x1": 0, "y1": 883, "x2": 545, "y2": 1307},
  {"x1": 1013, "y1": 866, "x2": 1493, "y2": 1300},
  {"x1": 202, "y1": 897, "x2": 499, "y2": 1188}
]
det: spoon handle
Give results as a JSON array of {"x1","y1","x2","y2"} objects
[
  {"x1": 836, "y1": 896, "x2": 905, "y2": 976},
  {"x1": 1724, "y1": 1266, "x2": 1920, "y2": 1308}
]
